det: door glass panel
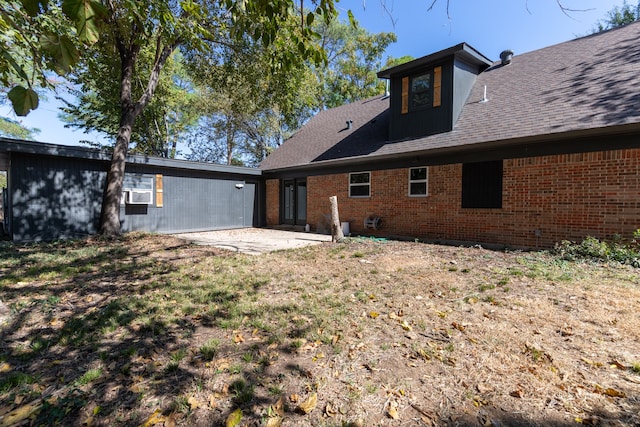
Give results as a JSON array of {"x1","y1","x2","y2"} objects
[
  {"x1": 296, "y1": 181, "x2": 307, "y2": 224},
  {"x1": 283, "y1": 181, "x2": 295, "y2": 224}
]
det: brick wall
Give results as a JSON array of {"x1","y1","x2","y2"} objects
[{"x1": 299, "y1": 148, "x2": 640, "y2": 248}]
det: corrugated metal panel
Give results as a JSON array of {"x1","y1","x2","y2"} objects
[
  {"x1": 8, "y1": 150, "x2": 261, "y2": 241},
  {"x1": 11, "y1": 154, "x2": 105, "y2": 241},
  {"x1": 120, "y1": 171, "x2": 257, "y2": 234},
  {"x1": 243, "y1": 182, "x2": 256, "y2": 227}
]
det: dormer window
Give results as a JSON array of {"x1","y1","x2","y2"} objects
[
  {"x1": 401, "y1": 66, "x2": 442, "y2": 114},
  {"x1": 411, "y1": 72, "x2": 432, "y2": 109}
]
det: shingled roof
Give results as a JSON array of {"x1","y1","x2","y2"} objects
[{"x1": 260, "y1": 21, "x2": 640, "y2": 172}]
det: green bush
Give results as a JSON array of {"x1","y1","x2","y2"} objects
[{"x1": 555, "y1": 231, "x2": 640, "y2": 267}]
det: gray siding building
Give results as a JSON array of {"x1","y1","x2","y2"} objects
[{"x1": 0, "y1": 138, "x2": 263, "y2": 242}]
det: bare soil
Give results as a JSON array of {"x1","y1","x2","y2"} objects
[{"x1": 1, "y1": 234, "x2": 639, "y2": 426}]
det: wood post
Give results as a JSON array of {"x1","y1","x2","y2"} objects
[{"x1": 329, "y1": 196, "x2": 344, "y2": 243}]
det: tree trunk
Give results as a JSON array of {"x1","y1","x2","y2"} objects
[
  {"x1": 97, "y1": 29, "x2": 177, "y2": 237},
  {"x1": 329, "y1": 195, "x2": 344, "y2": 243},
  {"x1": 99, "y1": 108, "x2": 136, "y2": 237}
]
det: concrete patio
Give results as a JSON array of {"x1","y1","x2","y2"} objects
[{"x1": 173, "y1": 227, "x2": 332, "y2": 255}]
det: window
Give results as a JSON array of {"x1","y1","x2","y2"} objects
[
  {"x1": 349, "y1": 172, "x2": 370, "y2": 198},
  {"x1": 402, "y1": 66, "x2": 442, "y2": 114},
  {"x1": 408, "y1": 167, "x2": 428, "y2": 196},
  {"x1": 461, "y1": 161, "x2": 503, "y2": 209},
  {"x1": 411, "y1": 72, "x2": 432, "y2": 109},
  {"x1": 121, "y1": 175, "x2": 154, "y2": 205}
]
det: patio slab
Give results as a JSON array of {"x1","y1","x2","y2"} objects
[{"x1": 173, "y1": 228, "x2": 332, "y2": 255}]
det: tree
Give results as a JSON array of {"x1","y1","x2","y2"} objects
[
  {"x1": 59, "y1": 50, "x2": 200, "y2": 158},
  {"x1": 593, "y1": 1, "x2": 640, "y2": 32},
  {"x1": 96, "y1": 0, "x2": 336, "y2": 236},
  {"x1": 315, "y1": 17, "x2": 396, "y2": 109},
  {"x1": 0, "y1": 116, "x2": 40, "y2": 139},
  {"x1": 0, "y1": 0, "x2": 100, "y2": 116},
  {"x1": 186, "y1": 14, "x2": 395, "y2": 167},
  {"x1": 3, "y1": 0, "x2": 337, "y2": 237},
  {"x1": 185, "y1": 12, "x2": 321, "y2": 167}
]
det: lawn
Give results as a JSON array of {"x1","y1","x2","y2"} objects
[{"x1": 0, "y1": 233, "x2": 639, "y2": 426}]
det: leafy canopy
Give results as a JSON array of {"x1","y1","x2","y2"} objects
[{"x1": 0, "y1": 0, "x2": 104, "y2": 115}]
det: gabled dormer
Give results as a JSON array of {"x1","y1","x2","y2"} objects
[{"x1": 377, "y1": 43, "x2": 492, "y2": 142}]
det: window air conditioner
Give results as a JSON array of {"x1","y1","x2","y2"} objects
[{"x1": 125, "y1": 189, "x2": 153, "y2": 205}]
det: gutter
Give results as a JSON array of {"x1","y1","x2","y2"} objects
[
  {"x1": 0, "y1": 137, "x2": 262, "y2": 176},
  {"x1": 261, "y1": 122, "x2": 640, "y2": 177}
]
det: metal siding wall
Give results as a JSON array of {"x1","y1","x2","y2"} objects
[
  {"x1": 11, "y1": 154, "x2": 105, "y2": 241},
  {"x1": 243, "y1": 182, "x2": 256, "y2": 227},
  {"x1": 453, "y1": 58, "x2": 480, "y2": 125},
  {"x1": 9, "y1": 153, "x2": 261, "y2": 240},
  {"x1": 389, "y1": 61, "x2": 453, "y2": 141},
  {"x1": 120, "y1": 172, "x2": 253, "y2": 233}
]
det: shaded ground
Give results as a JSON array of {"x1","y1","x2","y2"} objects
[{"x1": 0, "y1": 233, "x2": 639, "y2": 426}]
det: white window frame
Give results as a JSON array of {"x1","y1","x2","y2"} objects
[
  {"x1": 349, "y1": 172, "x2": 371, "y2": 198},
  {"x1": 408, "y1": 167, "x2": 429, "y2": 197},
  {"x1": 120, "y1": 175, "x2": 154, "y2": 206}
]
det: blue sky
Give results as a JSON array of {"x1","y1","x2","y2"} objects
[{"x1": 1, "y1": 0, "x2": 625, "y2": 148}]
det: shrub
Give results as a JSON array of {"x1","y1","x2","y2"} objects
[{"x1": 555, "y1": 231, "x2": 640, "y2": 267}]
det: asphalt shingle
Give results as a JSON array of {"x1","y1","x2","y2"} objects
[{"x1": 260, "y1": 22, "x2": 640, "y2": 171}]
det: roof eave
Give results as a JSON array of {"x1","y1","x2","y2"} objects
[
  {"x1": 0, "y1": 137, "x2": 262, "y2": 176},
  {"x1": 377, "y1": 43, "x2": 493, "y2": 79},
  {"x1": 262, "y1": 123, "x2": 640, "y2": 175}
]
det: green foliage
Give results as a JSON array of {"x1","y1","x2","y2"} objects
[
  {"x1": 200, "y1": 339, "x2": 220, "y2": 361},
  {"x1": 0, "y1": 0, "x2": 99, "y2": 115},
  {"x1": 555, "y1": 232, "x2": 640, "y2": 267},
  {"x1": 0, "y1": 371, "x2": 36, "y2": 393},
  {"x1": 185, "y1": 11, "x2": 321, "y2": 166},
  {"x1": 60, "y1": 50, "x2": 201, "y2": 158},
  {"x1": 316, "y1": 17, "x2": 397, "y2": 109},
  {"x1": 186, "y1": 13, "x2": 396, "y2": 166},
  {"x1": 0, "y1": 117, "x2": 40, "y2": 140},
  {"x1": 593, "y1": 0, "x2": 640, "y2": 32},
  {"x1": 7, "y1": 86, "x2": 39, "y2": 116},
  {"x1": 75, "y1": 368, "x2": 102, "y2": 386}
]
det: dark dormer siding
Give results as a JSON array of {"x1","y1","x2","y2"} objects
[
  {"x1": 379, "y1": 43, "x2": 492, "y2": 143},
  {"x1": 388, "y1": 60, "x2": 454, "y2": 141},
  {"x1": 453, "y1": 57, "x2": 484, "y2": 125}
]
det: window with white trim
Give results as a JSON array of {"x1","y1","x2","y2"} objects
[
  {"x1": 121, "y1": 175, "x2": 154, "y2": 205},
  {"x1": 408, "y1": 167, "x2": 428, "y2": 196},
  {"x1": 349, "y1": 172, "x2": 370, "y2": 198}
]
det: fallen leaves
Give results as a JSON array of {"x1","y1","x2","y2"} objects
[
  {"x1": 265, "y1": 397, "x2": 284, "y2": 426},
  {"x1": 225, "y1": 408, "x2": 242, "y2": 427},
  {"x1": 139, "y1": 409, "x2": 164, "y2": 427},
  {"x1": 592, "y1": 384, "x2": 626, "y2": 398},
  {"x1": 0, "y1": 401, "x2": 42, "y2": 427},
  {"x1": 297, "y1": 393, "x2": 317, "y2": 414},
  {"x1": 386, "y1": 401, "x2": 399, "y2": 420},
  {"x1": 509, "y1": 388, "x2": 524, "y2": 398},
  {"x1": 2, "y1": 235, "x2": 640, "y2": 427}
]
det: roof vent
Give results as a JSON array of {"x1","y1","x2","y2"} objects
[
  {"x1": 500, "y1": 49, "x2": 514, "y2": 65},
  {"x1": 346, "y1": 120, "x2": 353, "y2": 130}
]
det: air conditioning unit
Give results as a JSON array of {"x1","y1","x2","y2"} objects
[{"x1": 124, "y1": 189, "x2": 153, "y2": 205}]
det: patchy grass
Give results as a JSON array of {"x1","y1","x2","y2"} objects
[{"x1": 0, "y1": 233, "x2": 639, "y2": 426}]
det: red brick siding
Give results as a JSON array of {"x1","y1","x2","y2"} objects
[
  {"x1": 265, "y1": 179, "x2": 280, "y2": 226},
  {"x1": 298, "y1": 148, "x2": 640, "y2": 248}
]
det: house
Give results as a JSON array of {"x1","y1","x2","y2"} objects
[
  {"x1": 0, "y1": 138, "x2": 264, "y2": 242},
  {"x1": 260, "y1": 21, "x2": 640, "y2": 249}
]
